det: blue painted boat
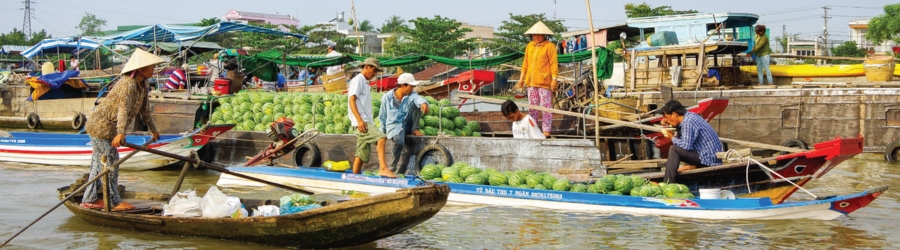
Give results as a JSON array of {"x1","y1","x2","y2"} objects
[{"x1": 217, "y1": 166, "x2": 886, "y2": 220}]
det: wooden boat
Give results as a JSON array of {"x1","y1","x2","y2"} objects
[
  {"x1": 740, "y1": 64, "x2": 865, "y2": 77},
  {"x1": 58, "y1": 177, "x2": 450, "y2": 248},
  {"x1": 0, "y1": 124, "x2": 233, "y2": 170},
  {"x1": 217, "y1": 167, "x2": 885, "y2": 220}
]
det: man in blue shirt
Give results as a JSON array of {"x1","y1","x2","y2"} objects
[
  {"x1": 379, "y1": 73, "x2": 430, "y2": 171},
  {"x1": 659, "y1": 100, "x2": 723, "y2": 183}
]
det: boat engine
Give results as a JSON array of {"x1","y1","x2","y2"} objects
[{"x1": 245, "y1": 117, "x2": 300, "y2": 166}]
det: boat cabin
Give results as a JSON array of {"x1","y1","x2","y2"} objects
[{"x1": 626, "y1": 12, "x2": 760, "y2": 45}]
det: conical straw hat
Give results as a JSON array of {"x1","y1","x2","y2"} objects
[
  {"x1": 121, "y1": 48, "x2": 165, "y2": 74},
  {"x1": 524, "y1": 21, "x2": 554, "y2": 35}
]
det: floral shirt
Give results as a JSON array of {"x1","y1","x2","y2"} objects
[{"x1": 85, "y1": 76, "x2": 157, "y2": 140}]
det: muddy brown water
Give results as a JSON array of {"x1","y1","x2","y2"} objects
[{"x1": 1, "y1": 155, "x2": 899, "y2": 249}]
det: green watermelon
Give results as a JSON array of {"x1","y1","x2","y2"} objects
[
  {"x1": 614, "y1": 177, "x2": 634, "y2": 194},
  {"x1": 674, "y1": 184, "x2": 691, "y2": 194},
  {"x1": 441, "y1": 130, "x2": 456, "y2": 136},
  {"x1": 440, "y1": 106, "x2": 459, "y2": 119},
  {"x1": 586, "y1": 184, "x2": 601, "y2": 194},
  {"x1": 420, "y1": 164, "x2": 441, "y2": 180},
  {"x1": 465, "y1": 121, "x2": 481, "y2": 132},
  {"x1": 451, "y1": 162, "x2": 469, "y2": 169},
  {"x1": 483, "y1": 168, "x2": 499, "y2": 176},
  {"x1": 459, "y1": 166, "x2": 481, "y2": 179},
  {"x1": 507, "y1": 174, "x2": 524, "y2": 186},
  {"x1": 542, "y1": 175, "x2": 557, "y2": 188},
  {"x1": 670, "y1": 193, "x2": 695, "y2": 199},
  {"x1": 423, "y1": 127, "x2": 438, "y2": 136},
  {"x1": 663, "y1": 184, "x2": 681, "y2": 198},
  {"x1": 440, "y1": 117, "x2": 455, "y2": 130},
  {"x1": 649, "y1": 185, "x2": 663, "y2": 197},
  {"x1": 446, "y1": 175, "x2": 463, "y2": 183},
  {"x1": 441, "y1": 167, "x2": 460, "y2": 180},
  {"x1": 453, "y1": 117, "x2": 467, "y2": 129},
  {"x1": 533, "y1": 184, "x2": 548, "y2": 190},
  {"x1": 464, "y1": 174, "x2": 486, "y2": 185},
  {"x1": 488, "y1": 173, "x2": 508, "y2": 186},
  {"x1": 570, "y1": 184, "x2": 588, "y2": 193},
  {"x1": 596, "y1": 178, "x2": 615, "y2": 193},
  {"x1": 425, "y1": 96, "x2": 438, "y2": 105},
  {"x1": 517, "y1": 184, "x2": 532, "y2": 189},
  {"x1": 423, "y1": 116, "x2": 440, "y2": 128},
  {"x1": 552, "y1": 178, "x2": 571, "y2": 191},
  {"x1": 607, "y1": 191, "x2": 624, "y2": 195},
  {"x1": 438, "y1": 98, "x2": 451, "y2": 107},
  {"x1": 430, "y1": 177, "x2": 444, "y2": 182},
  {"x1": 419, "y1": 118, "x2": 425, "y2": 128},
  {"x1": 631, "y1": 175, "x2": 648, "y2": 187}
]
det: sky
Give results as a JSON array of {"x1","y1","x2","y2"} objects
[{"x1": 0, "y1": 0, "x2": 893, "y2": 43}]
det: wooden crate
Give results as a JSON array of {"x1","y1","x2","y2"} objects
[{"x1": 322, "y1": 71, "x2": 348, "y2": 93}]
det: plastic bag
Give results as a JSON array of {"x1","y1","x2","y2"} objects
[
  {"x1": 252, "y1": 205, "x2": 281, "y2": 217},
  {"x1": 231, "y1": 205, "x2": 249, "y2": 219},
  {"x1": 163, "y1": 190, "x2": 202, "y2": 217},
  {"x1": 201, "y1": 186, "x2": 241, "y2": 218},
  {"x1": 278, "y1": 194, "x2": 322, "y2": 215}
]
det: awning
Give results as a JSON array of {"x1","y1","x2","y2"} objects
[
  {"x1": 0, "y1": 45, "x2": 30, "y2": 55},
  {"x1": 152, "y1": 41, "x2": 224, "y2": 56},
  {"x1": 20, "y1": 37, "x2": 101, "y2": 59},
  {"x1": 100, "y1": 21, "x2": 307, "y2": 45}
]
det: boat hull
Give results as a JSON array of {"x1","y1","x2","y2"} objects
[
  {"x1": 0, "y1": 125, "x2": 233, "y2": 170},
  {"x1": 740, "y1": 64, "x2": 865, "y2": 77},
  {"x1": 58, "y1": 182, "x2": 450, "y2": 248},
  {"x1": 217, "y1": 167, "x2": 885, "y2": 221}
]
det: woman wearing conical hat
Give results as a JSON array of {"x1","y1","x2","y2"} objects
[
  {"x1": 81, "y1": 48, "x2": 164, "y2": 211},
  {"x1": 517, "y1": 21, "x2": 558, "y2": 137}
]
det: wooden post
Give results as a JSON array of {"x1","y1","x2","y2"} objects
[
  {"x1": 584, "y1": 0, "x2": 602, "y2": 147},
  {"x1": 100, "y1": 155, "x2": 111, "y2": 212},
  {"x1": 170, "y1": 152, "x2": 193, "y2": 197},
  {"x1": 350, "y1": 0, "x2": 363, "y2": 56}
]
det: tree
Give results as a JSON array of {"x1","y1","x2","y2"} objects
[
  {"x1": 379, "y1": 15, "x2": 408, "y2": 34},
  {"x1": 866, "y1": 3, "x2": 900, "y2": 45},
  {"x1": 624, "y1": 2, "x2": 698, "y2": 18},
  {"x1": 0, "y1": 28, "x2": 51, "y2": 46},
  {"x1": 284, "y1": 24, "x2": 354, "y2": 54},
  {"x1": 392, "y1": 15, "x2": 476, "y2": 58},
  {"x1": 774, "y1": 33, "x2": 800, "y2": 53},
  {"x1": 830, "y1": 41, "x2": 868, "y2": 64},
  {"x1": 357, "y1": 20, "x2": 375, "y2": 32},
  {"x1": 76, "y1": 13, "x2": 107, "y2": 36},
  {"x1": 486, "y1": 13, "x2": 567, "y2": 55},
  {"x1": 198, "y1": 17, "x2": 221, "y2": 26}
]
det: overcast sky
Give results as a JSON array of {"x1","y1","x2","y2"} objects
[{"x1": 0, "y1": 0, "x2": 893, "y2": 42}]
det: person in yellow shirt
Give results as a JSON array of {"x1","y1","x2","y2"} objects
[{"x1": 517, "y1": 21, "x2": 558, "y2": 137}]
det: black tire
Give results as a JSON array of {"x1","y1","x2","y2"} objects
[
  {"x1": 409, "y1": 144, "x2": 453, "y2": 176},
  {"x1": 71, "y1": 113, "x2": 86, "y2": 130},
  {"x1": 885, "y1": 139, "x2": 900, "y2": 163},
  {"x1": 781, "y1": 138, "x2": 809, "y2": 154},
  {"x1": 291, "y1": 142, "x2": 322, "y2": 167},
  {"x1": 26, "y1": 113, "x2": 41, "y2": 129}
]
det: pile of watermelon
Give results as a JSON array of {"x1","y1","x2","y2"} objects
[
  {"x1": 420, "y1": 163, "x2": 696, "y2": 198},
  {"x1": 209, "y1": 91, "x2": 483, "y2": 137}
]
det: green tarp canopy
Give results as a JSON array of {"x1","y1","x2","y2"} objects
[{"x1": 241, "y1": 47, "x2": 615, "y2": 82}]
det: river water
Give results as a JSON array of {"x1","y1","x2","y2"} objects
[{"x1": 1, "y1": 155, "x2": 898, "y2": 249}]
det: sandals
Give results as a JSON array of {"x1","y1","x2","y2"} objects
[
  {"x1": 80, "y1": 200, "x2": 104, "y2": 209},
  {"x1": 112, "y1": 202, "x2": 135, "y2": 211}
]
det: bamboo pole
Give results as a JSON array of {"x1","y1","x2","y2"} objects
[
  {"x1": 350, "y1": 0, "x2": 363, "y2": 56},
  {"x1": 585, "y1": 0, "x2": 601, "y2": 148}
]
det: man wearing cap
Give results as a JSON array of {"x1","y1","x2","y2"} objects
[
  {"x1": 325, "y1": 44, "x2": 343, "y2": 75},
  {"x1": 379, "y1": 73, "x2": 429, "y2": 171},
  {"x1": 348, "y1": 57, "x2": 395, "y2": 177},
  {"x1": 81, "y1": 48, "x2": 163, "y2": 211},
  {"x1": 517, "y1": 21, "x2": 558, "y2": 138}
]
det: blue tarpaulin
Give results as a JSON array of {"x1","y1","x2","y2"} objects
[
  {"x1": 100, "y1": 22, "x2": 307, "y2": 45},
  {"x1": 21, "y1": 37, "x2": 101, "y2": 59}
]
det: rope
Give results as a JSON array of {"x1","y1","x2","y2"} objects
[{"x1": 721, "y1": 149, "x2": 818, "y2": 199}]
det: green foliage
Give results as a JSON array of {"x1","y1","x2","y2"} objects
[
  {"x1": 830, "y1": 41, "x2": 868, "y2": 64},
  {"x1": 0, "y1": 28, "x2": 52, "y2": 46},
  {"x1": 77, "y1": 13, "x2": 107, "y2": 36},
  {"x1": 866, "y1": 3, "x2": 900, "y2": 45},
  {"x1": 624, "y1": 3, "x2": 699, "y2": 18},
  {"x1": 379, "y1": 15, "x2": 409, "y2": 34},
  {"x1": 198, "y1": 17, "x2": 221, "y2": 27},
  {"x1": 393, "y1": 15, "x2": 476, "y2": 60},
  {"x1": 487, "y1": 13, "x2": 567, "y2": 55}
]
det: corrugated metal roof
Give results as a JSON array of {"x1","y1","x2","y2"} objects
[{"x1": 0, "y1": 45, "x2": 30, "y2": 55}]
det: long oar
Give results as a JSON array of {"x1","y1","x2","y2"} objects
[
  {"x1": 0, "y1": 140, "x2": 155, "y2": 248},
  {"x1": 123, "y1": 142, "x2": 314, "y2": 195}
]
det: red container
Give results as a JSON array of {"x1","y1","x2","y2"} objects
[
  {"x1": 213, "y1": 78, "x2": 231, "y2": 95},
  {"x1": 442, "y1": 70, "x2": 495, "y2": 93},
  {"x1": 893, "y1": 46, "x2": 900, "y2": 54},
  {"x1": 370, "y1": 76, "x2": 399, "y2": 90}
]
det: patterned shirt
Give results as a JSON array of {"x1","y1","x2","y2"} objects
[
  {"x1": 85, "y1": 76, "x2": 157, "y2": 140},
  {"x1": 379, "y1": 89, "x2": 427, "y2": 140},
  {"x1": 672, "y1": 112, "x2": 723, "y2": 166}
]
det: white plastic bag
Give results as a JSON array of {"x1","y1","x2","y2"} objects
[
  {"x1": 252, "y1": 205, "x2": 281, "y2": 217},
  {"x1": 201, "y1": 186, "x2": 240, "y2": 218},
  {"x1": 163, "y1": 190, "x2": 203, "y2": 217}
]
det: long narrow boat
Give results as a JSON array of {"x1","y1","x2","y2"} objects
[
  {"x1": 217, "y1": 166, "x2": 885, "y2": 220},
  {"x1": 58, "y1": 178, "x2": 450, "y2": 248},
  {"x1": 740, "y1": 64, "x2": 865, "y2": 77},
  {"x1": 0, "y1": 124, "x2": 233, "y2": 170}
]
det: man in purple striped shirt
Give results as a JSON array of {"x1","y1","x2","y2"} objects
[{"x1": 659, "y1": 100, "x2": 723, "y2": 183}]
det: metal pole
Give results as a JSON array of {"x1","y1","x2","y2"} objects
[{"x1": 585, "y1": 0, "x2": 601, "y2": 147}]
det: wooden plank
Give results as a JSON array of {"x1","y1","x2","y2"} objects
[{"x1": 458, "y1": 94, "x2": 805, "y2": 153}]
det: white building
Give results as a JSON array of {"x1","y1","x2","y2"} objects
[
  {"x1": 317, "y1": 11, "x2": 382, "y2": 54},
  {"x1": 849, "y1": 19, "x2": 897, "y2": 54}
]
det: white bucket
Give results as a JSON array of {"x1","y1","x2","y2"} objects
[{"x1": 699, "y1": 189, "x2": 736, "y2": 200}]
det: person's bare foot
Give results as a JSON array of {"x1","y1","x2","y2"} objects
[
  {"x1": 412, "y1": 130, "x2": 423, "y2": 136},
  {"x1": 678, "y1": 165, "x2": 697, "y2": 172},
  {"x1": 112, "y1": 202, "x2": 135, "y2": 211},
  {"x1": 378, "y1": 169, "x2": 397, "y2": 178},
  {"x1": 543, "y1": 132, "x2": 550, "y2": 137}
]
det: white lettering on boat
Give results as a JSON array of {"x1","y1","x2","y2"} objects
[
  {"x1": 341, "y1": 174, "x2": 408, "y2": 185},
  {"x1": 475, "y1": 187, "x2": 563, "y2": 200},
  {"x1": 0, "y1": 139, "x2": 25, "y2": 144}
]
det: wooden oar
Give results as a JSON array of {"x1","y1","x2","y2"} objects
[
  {"x1": 0, "y1": 139, "x2": 155, "y2": 248},
  {"x1": 457, "y1": 94, "x2": 804, "y2": 153},
  {"x1": 123, "y1": 142, "x2": 314, "y2": 195}
]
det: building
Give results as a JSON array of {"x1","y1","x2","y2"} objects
[
  {"x1": 786, "y1": 37, "x2": 822, "y2": 56},
  {"x1": 317, "y1": 11, "x2": 382, "y2": 54},
  {"x1": 561, "y1": 24, "x2": 645, "y2": 48},
  {"x1": 848, "y1": 19, "x2": 897, "y2": 54},
  {"x1": 460, "y1": 23, "x2": 494, "y2": 56},
  {"x1": 223, "y1": 10, "x2": 299, "y2": 32}
]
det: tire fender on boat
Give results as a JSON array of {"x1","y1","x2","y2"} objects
[
  {"x1": 885, "y1": 139, "x2": 900, "y2": 162},
  {"x1": 71, "y1": 113, "x2": 87, "y2": 130},
  {"x1": 291, "y1": 142, "x2": 322, "y2": 167},
  {"x1": 26, "y1": 113, "x2": 41, "y2": 129},
  {"x1": 781, "y1": 138, "x2": 809, "y2": 154},
  {"x1": 411, "y1": 144, "x2": 453, "y2": 175}
]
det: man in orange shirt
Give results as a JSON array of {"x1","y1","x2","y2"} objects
[{"x1": 516, "y1": 21, "x2": 558, "y2": 137}]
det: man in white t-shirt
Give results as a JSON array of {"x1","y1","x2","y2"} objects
[
  {"x1": 325, "y1": 44, "x2": 343, "y2": 75},
  {"x1": 348, "y1": 57, "x2": 395, "y2": 177},
  {"x1": 501, "y1": 100, "x2": 546, "y2": 139}
]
